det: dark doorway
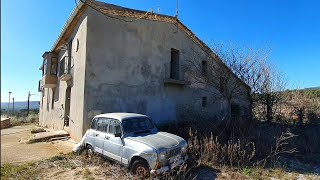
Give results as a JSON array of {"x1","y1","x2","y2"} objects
[{"x1": 64, "y1": 86, "x2": 71, "y2": 127}]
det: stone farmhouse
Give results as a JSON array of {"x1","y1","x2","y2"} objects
[{"x1": 39, "y1": 1, "x2": 250, "y2": 140}]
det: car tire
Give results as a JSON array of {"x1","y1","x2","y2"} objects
[
  {"x1": 85, "y1": 144, "x2": 94, "y2": 160},
  {"x1": 131, "y1": 159, "x2": 150, "y2": 178}
]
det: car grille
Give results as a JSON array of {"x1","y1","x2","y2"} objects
[{"x1": 167, "y1": 147, "x2": 181, "y2": 158}]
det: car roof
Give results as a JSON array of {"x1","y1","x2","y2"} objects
[{"x1": 94, "y1": 113, "x2": 149, "y2": 121}]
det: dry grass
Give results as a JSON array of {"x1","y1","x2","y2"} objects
[
  {"x1": 1, "y1": 152, "x2": 319, "y2": 180},
  {"x1": 9, "y1": 114, "x2": 39, "y2": 127}
]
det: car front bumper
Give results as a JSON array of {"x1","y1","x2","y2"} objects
[{"x1": 150, "y1": 155, "x2": 188, "y2": 175}]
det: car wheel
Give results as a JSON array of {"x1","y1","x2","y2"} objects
[
  {"x1": 131, "y1": 159, "x2": 150, "y2": 178},
  {"x1": 85, "y1": 144, "x2": 94, "y2": 160}
]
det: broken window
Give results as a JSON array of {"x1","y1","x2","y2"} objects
[
  {"x1": 201, "y1": 60, "x2": 207, "y2": 76},
  {"x1": 170, "y1": 48, "x2": 180, "y2": 80},
  {"x1": 202, "y1": 97, "x2": 207, "y2": 108}
]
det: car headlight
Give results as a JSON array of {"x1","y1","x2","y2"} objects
[
  {"x1": 181, "y1": 145, "x2": 187, "y2": 155},
  {"x1": 159, "y1": 151, "x2": 166, "y2": 162}
]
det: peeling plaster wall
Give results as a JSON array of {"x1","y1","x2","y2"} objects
[
  {"x1": 82, "y1": 8, "x2": 250, "y2": 138},
  {"x1": 39, "y1": 13, "x2": 88, "y2": 141}
]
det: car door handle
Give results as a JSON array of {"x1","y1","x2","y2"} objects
[
  {"x1": 95, "y1": 133, "x2": 99, "y2": 137},
  {"x1": 105, "y1": 136, "x2": 110, "y2": 140}
]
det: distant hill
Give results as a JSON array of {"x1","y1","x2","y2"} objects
[
  {"x1": 1, "y1": 101, "x2": 39, "y2": 110},
  {"x1": 302, "y1": 86, "x2": 320, "y2": 91}
]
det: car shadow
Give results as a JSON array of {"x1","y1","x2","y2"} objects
[{"x1": 185, "y1": 165, "x2": 220, "y2": 180}]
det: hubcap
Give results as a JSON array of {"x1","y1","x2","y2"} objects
[{"x1": 136, "y1": 166, "x2": 147, "y2": 176}]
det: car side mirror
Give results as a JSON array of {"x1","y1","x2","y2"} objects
[{"x1": 114, "y1": 133, "x2": 122, "y2": 138}]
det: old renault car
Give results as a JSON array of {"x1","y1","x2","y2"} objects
[{"x1": 84, "y1": 113, "x2": 188, "y2": 176}]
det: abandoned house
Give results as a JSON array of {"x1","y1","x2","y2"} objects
[{"x1": 38, "y1": 1, "x2": 251, "y2": 141}]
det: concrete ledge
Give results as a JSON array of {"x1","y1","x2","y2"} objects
[
  {"x1": 164, "y1": 78, "x2": 191, "y2": 86},
  {"x1": 28, "y1": 130, "x2": 69, "y2": 143},
  {"x1": 1, "y1": 118, "x2": 11, "y2": 129}
]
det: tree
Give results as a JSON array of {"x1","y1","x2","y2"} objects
[
  {"x1": 254, "y1": 64, "x2": 287, "y2": 122},
  {"x1": 183, "y1": 42, "x2": 268, "y2": 119}
]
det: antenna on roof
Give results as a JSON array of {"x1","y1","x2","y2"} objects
[{"x1": 175, "y1": 0, "x2": 179, "y2": 18}]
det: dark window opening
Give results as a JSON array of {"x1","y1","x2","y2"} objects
[
  {"x1": 51, "y1": 88, "x2": 55, "y2": 109},
  {"x1": 202, "y1": 97, "x2": 207, "y2": 108},
  {"x1": 231, "y1": 104, "x2": 240, "y2": 120},
  {"x1": 220, "y1": 76, "x2": 226, "y2": 93},
  {"x1": 38, "y1": 80, "x2": 42, "y2": 92},
  {"x1": 202, "y1": 60, "x2": 207, "y2": 76},
  {"x1": 170, "y1": 48, "x2": 180, "y2": 80}
]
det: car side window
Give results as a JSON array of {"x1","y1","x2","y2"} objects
[
  {"x1": 97, "y1": 118, "x2": 109, "y2": 133},
  {"x1": 102, "y1": 118, "x2": 109, "y2": 133},
  {"x1": 96, "y1": 118, "x2": 104, "y2": 132},
  {"x1": 114, "y1": 120, "x2": 121, "y2": 134},
  {"x1": 91, "y1": 118, "x2": 97, "y2": 130},
  {"x1": 109, "y1": 119, "x2": 121, "y2": 135}
]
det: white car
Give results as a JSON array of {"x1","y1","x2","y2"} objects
[{"x1": 83, "y1": 113, "x2": 188, "y2": 176}]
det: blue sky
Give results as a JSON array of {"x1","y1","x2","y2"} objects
[{"x1": 1, "y1": 0, "x2": 320, "y2": 102}]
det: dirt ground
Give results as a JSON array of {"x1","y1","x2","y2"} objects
[
  {"x1": 1, "y1": 124, "x2": 75, "y2": 165},
  {"x1": 1, "y1": 124, "x2": 320, "y2": 179}
]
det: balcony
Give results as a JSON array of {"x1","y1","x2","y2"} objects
[
  {"x1": 42, "y1": 75, "x2": 57, "y2": 88},
  {"x1": 41, "y1": 52, "x2": 58, "y2": 88},
  {"x1": 59, "y1": 56, "x2": 72, "y2": 81}
]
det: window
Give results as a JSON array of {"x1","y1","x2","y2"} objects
[
  {"x1": 170, "y1": 48, "x2": 180, "y2": 80},
  {"x1": 91, "y1": 119, "x2": 97, "y2": 129},
  {"x1": 96, "y1": 119, "x2": 103, "y2": 131},
  {"x1": 122, "y1": 117, "x2": 155, "y2": 134},
  {"x1": 38, "y1": 80, "x2": 42, "y2": 92},
  {"x1": 97, "y1": 118, "x2": 109, "y2": 132},
  {"x1": 51, "y1": 88, "x2": 55, "y2": 109},
  {"x1": 231, "y1": 104, "x2": 240, "y2": 120},
  {"x1": 109, "y1": 119, "x2": 121, "y2": 135},
  {"x1": 202, "y1": 97, "x2": 207, "y2": 108},
  {"x1": 41, "y1": 90, "x2": 44, "y2": 109},
  {"x1": 50, "y1": 57, "x2": 58, "y2": 75},
  {"x1": 43, "y1": 59, "x2": 47, "y2": 75},
  {"x1": 220, "y1": 76, "x2": 226, "y2": 93},
  {"x1": 201, "y1": 60, "x2": 207, "y2": 76}
]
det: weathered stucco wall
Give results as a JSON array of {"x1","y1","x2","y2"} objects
[
  {"x1": 83, "y1": 8, "x2": 250, "y2": 136},
  {"x1": 39, "y1": 13, "x2": 88, "y2": 141}
]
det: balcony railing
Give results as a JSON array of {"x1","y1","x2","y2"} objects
[{"x1": 59, "y1": 56, "x2": 72, "y2": 81}]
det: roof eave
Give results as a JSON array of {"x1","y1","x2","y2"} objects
[{"x1": 50, "y1": 2, "x2": 86, "y2": 52}]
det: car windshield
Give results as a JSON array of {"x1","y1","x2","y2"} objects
[{"x1": 122, "y1": 117, "x2": 155, "y2": 134}]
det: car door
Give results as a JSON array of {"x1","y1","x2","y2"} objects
[
  {"x1": 93, "y1": 118, "x2": 108, "y2": 154},
  {"x1": 103, "y1": 119, "x2": 126, "y2": 164},
  {"x1": 85, "y1": 118, "x2": 98, "y2": 147}
]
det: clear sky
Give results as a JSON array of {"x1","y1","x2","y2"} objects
[{"x1": 1, "y1": 0, "x2": 320, "y2": 102}]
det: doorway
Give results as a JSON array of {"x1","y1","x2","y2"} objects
[{"x1": 64, "y1": 86, "x2": 71, "y2": 127}]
